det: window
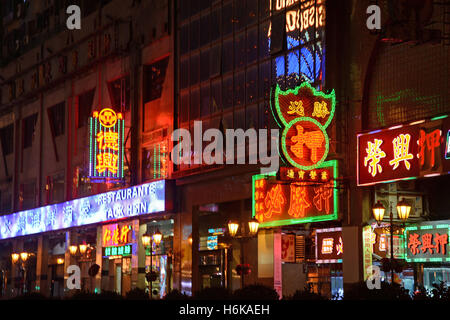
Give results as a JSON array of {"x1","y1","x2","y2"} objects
[
  {"x1": 144, "y1": 57, "x2": 170, "y2": 103},
  {"x1": 77, "y1": 88, "x2": 95, "y2": 128},
  {"x1": 21, "y1": 181, "x2": 36, "y2": 210},
  {"x1": 108, "y1": 76, "x2": 130, "y2": 112},
  {"x1": 48, "y1": 102, "x2": 65, "y2": 137},
  {"x1": 23, "y1": 114, "x2": 38, "y2": 149},
  {"x1": 0, "y1": 124, "x2": 14, "y2": 156}
]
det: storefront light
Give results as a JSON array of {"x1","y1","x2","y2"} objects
[
  {"x1": 11, "y1": 253, "x2": 20, "y2": 264},
  {"x1": 188, "y1": 234, "x2": 193, "y2": 246},
  {"x1": 372, "y1": 201, "x2": 385, "y2": 224},
  {"x1": 228, "y1": 220, "x2": 239, "y2": 237},
  {"x1": 397, "y1": 198, "x2": 411, "y2": 222},
  {"x1": 69, "y1": 245, "x2": 78, "y2": 256},
  {"x1": 142, "y1": 232, "x2": 151, "y2": 247},
  {"x1": 20, "y1": 252, "x2": 29, "y2": 262},
  {"x1": 79, "y1": 244, "x2": 87, "y2": 255},
  {"x1": 153, "y1": 229, "x2": 163, "y2": 245},
  {"x1": 248, "y1": 218, "x2": 260, "y2": 236},
  {"x1": 56, "y1": 258, "x2": 64, "y2": 265}
]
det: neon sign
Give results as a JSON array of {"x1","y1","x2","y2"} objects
[
  {"x1": 271, "y1": 82, "x2": 336, "y2": 170},
  {"x1": 357, "y1": 116, "x2": 450, "y2": 186},
  {"x1": 315, "y1": 227, "x2": 343, "y2": 264},
  {"x1": 89, "y1": 108, "x2": 125, "y2": 182},
  {"x1": 404, "y1": 222, "x2": 450, "y2": 263},
  {"x1": 0, "y1": 180, "x2": 166, "y2": 240},
  {"x1": 252, "y1": 160, "x2": 338, "y2": 227},
  {"x1": 102, "y1": 223, "x2": 132, "y2": 247},
  {"x1": 103, "y1": 244, "x2": 132, "y2": 258}
]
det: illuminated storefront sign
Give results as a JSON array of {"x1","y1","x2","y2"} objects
[
  {"x1": 252, "y1": 160, "x2": 338, "y2": 227},
  {"x1": 102, "y1": 223, "x2": 133, "y2": 247},
  {"x1": 315, "y1": 227, "x2": 343, "y2": 264},
  {"x1": 370, "y1": 224, "x2": 404, "y2": 259},
  {"x1": 357, "y1": 116, "x2": 450, "y2": 186},
  {"x1": 89, "y1": 108, "x2": 125, "y2": 182},
  {"x1": 362, "y1": 226, "x2": 373, "y2": 281},
  {"x1": 404, "y1": 222, "x2": 450, "y2": 263},
  {"x1": 103, "y1": 244, "x2": 132, "y2": 258},
  {"x1": 0, "y1": 180, "x2": 166, "y2": 240},
  {"x1": 271, "y1": 82, "x2": 336, "y2": 170}
]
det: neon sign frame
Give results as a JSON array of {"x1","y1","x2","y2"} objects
[
  {"x1": 0, "y1": 180, "x2": 166, "y2": 240},
  {"x1": 252, "y1": 159, "x2": 338, "y2": 228},
  {"x1": 271, "y1": 82, "x2": 336, "y2": 170}
]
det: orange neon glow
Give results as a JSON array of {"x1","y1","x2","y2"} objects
[
  {"x1": 288, "y1": 183, "x2": 310, "y2": 218},
  {"x1": 103, "y1": 224, "x2": 131, "y2": 246},
  {"x1": 336, "y1": 237, "x2": 343, "y2": 255},
  {"x1": 434, "y1": 233, "x2": 448, "y2": 254},
  {"x1": 313, "y1": 181, "x2": 333, "y2": 214},
  {"x1": 98, "y1": 108, "x2": 118, "y2": 128},
  {"x1": 421, "y1": 233, "x2": 435, "y2": 254},
  {"x1": 264, "y1": 184, "x2": 286, "y2": 219},
  {"x1": 389, "y1": 134, "x2": 413, "y2": 170},
  {"x1": 96, "y1": 131, "x2": 119, "y2": 151},
  {"x1": 290, "y1": 125, "x2": 324, "y2": 163},
  {"x1": 321, "y1": 238, "x2": 334, "y2": 254},
  {"x1": 419, "y1": 129, "x2": 441, "y2": 167},
  {"x1": 364, "y1": 139, "x2": 386, "y2": 177},
  {"x1": 96, "y1": 153, "x2": 118, "y2": 174},
  {"x1": 408, "y1": 233, "x2": 421, "y2": 255}
]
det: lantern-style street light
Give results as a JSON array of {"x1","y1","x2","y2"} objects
[
  {"x1": 372, "y1": 198, "x2": 411, "y2": 284},
  {"x1": 11, "y1": 251, "x2": 32, "y2": 294},
  {"x1": 141, "y1": 228, "x2": 163, "y2": 299},
  {"x1": 227, "y1": 218, "x2": 260, "y2": 288}
]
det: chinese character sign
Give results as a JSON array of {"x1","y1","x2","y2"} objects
[
  {"x1": 253, "y1": 160, "x2": 338, "y2": 227},
  {"x1": 357, "y1": 118, "x2": 450, "y2": 186},
  {"x1": 102, "y1": 223, "x2": 133, "y2": 247},
  {"x1": 316, "y1": 228, "x2": 343, "y2": 263},
  {"x1": 271, "y1": 82, "x2": 336, "y2": 170},
  {"x1": 89, "y1": 108, "x2": 125, "y2": 182},
  {"x1": 405, "y1": 223, "x2": 450, "y2": 262}
]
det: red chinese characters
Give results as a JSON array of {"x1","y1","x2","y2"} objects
[{"x1": 407, "y1": 231, "x2": 448, "y2": 256}]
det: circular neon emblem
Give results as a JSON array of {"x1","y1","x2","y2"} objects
[
  {"x1": 281, "y1": 117, "x2": 329, "y2": 170},
  {"x1": 98, "y1": 108, "x2": 118, "y2": 128}
]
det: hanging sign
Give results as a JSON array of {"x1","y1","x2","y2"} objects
[
  {"x1": 252, "y1": 160, "x2": 338, "y2": 227},
  {"x1": 89, "y1": 108, "x2": 125, "y2": 182},
  {"x1": 357, "y1": 116, "x2": 449, "y2": 186},
  {"x1": 271, "y1": 82, "x2": 336, "y2": 170},
  {"x1": 404, "y1": 221, "x2": 450, "y2": 263},
  {"x1": 315, "y1": 227, "x2": 343, "y2": 264}
]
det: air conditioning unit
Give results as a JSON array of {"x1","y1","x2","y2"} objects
[{"x1": 400, "y1": 195, "x2": 423, "y2": 218}]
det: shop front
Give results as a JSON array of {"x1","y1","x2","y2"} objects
[
  {"x1": 252, "y1": 82, "x2": 342, "y2": 299},
  {"x1": 0, "y1": 179, "x2": 174, "y2": 298}
]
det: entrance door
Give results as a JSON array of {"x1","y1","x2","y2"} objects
[{"x1": 115, "y1": 263, "x2": 122, "y2": 294}]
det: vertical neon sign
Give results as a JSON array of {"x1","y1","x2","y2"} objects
[{"x1": 89, "y1": 108, "x2": 125, "y2": 182}]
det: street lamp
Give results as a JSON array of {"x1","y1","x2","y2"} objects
[
  {"x1": 68, "y1": 245, "x2": 78, "y2": 256},
  {"x1": 142, "y1": 228, "x2": 163, "y2": 299},
  {"x1": 11, "y1": 253, "x2": 20, "y2": 264},
  {"x1": 79, "y1": 243, "x2": 88, "y2": 255},
  {"x1": 372, "y1": 199, "x2": 411, "y2": 284},
  {"x1": 12, "y1": 251, "x2": 31, "y2": 294},
  {"x1": 227, "y1": 218, "x2": 260, "y2": 288}
]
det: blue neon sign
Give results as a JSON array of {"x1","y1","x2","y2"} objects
[{"x1": 0, "y1": 180, "x2": 165, "y2": 240}]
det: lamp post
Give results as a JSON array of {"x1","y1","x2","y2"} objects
[
  {"x1": 372, "y1": 198, "x2": 411, "y2": 284},
  {"x1": 142, "y1": 229, "x2": 162, "y2": 299},
  {"x1": 227, "y1": 218, "x2": 260, "y2": 288},
  {"x1": 11, "y1": 252, "x2": 30, "y2": 294}
]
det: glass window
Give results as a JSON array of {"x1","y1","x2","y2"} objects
[
  {"x1": 180, "y1": 58, "x2": 189, "y2": 89},
  {"x1": 259, "y1": 60, "x2": 271, "y2": 100},
  {"x1": 190, "y1": 53, "x2": 200, "y2": 86},
  {"x1": 23, "y1": 114, "x2": 38, "y2": 148},
  {"x1": 259, "y1": 102, "x2": 268, "y2": 129},
  {"x1": 222, "y1": 3, "x2": 232, "y2": 37},
  {"x1": 48, "y1": 102, "x2": 65, "y2": 137},
  {"x1": 0, "y1": 124, "x2": 13, "y2": 156},
  {"x1": 247, "y1": 27, "x2": 257, "y2": 65},
  {"x1": 144, "y1": 57, "x2": 169, "y2": 103},
  {"x1": 211, "y1": 9, "x2": 221, "y2": 41},
  {"x1": 180, "y1": 24, "x2": 189, "y2": 56},
  {"x1": 200, "y1": 49, "x2": 210, "y2": 82},
  {"x1": 210, "y1": 44, "x2": 221, "y2": 78},
  {"x1": 234, "y1": 33, "x2": 245, "y2": 70},
  {"x1": 233, "y1": 0, "x2": 246, "y2": 32},
  {"x1": 222, "y1": 76, "x2": 233, "y2": 110},
  {"x1": 246, "y1": 66, "x2": 257, "y2": 105},
  {"x1": 222, "y1": 39, "x2": 233, "y2": 74},
  {"x1": 211, "y1": 79, "x2": 222, "y2": 114},
  {"x1": 259, "y1": 21, "x2": 270, "y2": 59},
  {"x1": 190, "y1": 19, "x2": 200, "y2": 51},
  {"x1": 78, "y1": 88, "x2": 95, "y2": 128},
  {"x1": 270, "y1": 13, "x2": 285, "y2": 54},
  {"x1": 200, "y1": 14, "x2": 210, "y2": 47},
  {"x1": 246, "y1": 104, "x2": 258, "y2": 130},
  {"x1": 180, "y1": 91, "x2": 189, "y2": 123},
  {"x1": 246, "y1": 0, "x2": 258, "y2": 26},
  {"x1": 235, "y1": 108, "x2": 245, "y2": 130},
  {"x1": 234, "y1": 71, "x2": 245, "y2": 107},
  {"x1": 201, "y1": 83, "x2": 210, "y2": 117},
  {"x1": 108, "y1": 76, "x2": 130, "y2": 112},
  {"x1": 259, "y1": 0, "x2": 270, "y2": 20},
  {"x1": 190, "y1": 87, "x2": 200, "y2": 121}
]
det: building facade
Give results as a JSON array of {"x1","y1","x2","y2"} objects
[{"x1": 0, "y1": 0, "x2": 449, "y2": 300}]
